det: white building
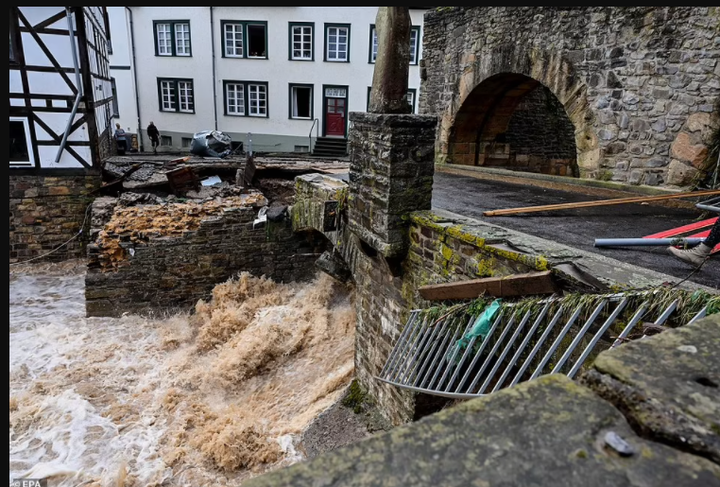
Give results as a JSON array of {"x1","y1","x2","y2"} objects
[{"x1": 108, "y1": 7, "x2": 427, "y2": 155}]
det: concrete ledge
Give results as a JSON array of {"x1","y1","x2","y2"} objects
[
  {"x1": 581, "y1": 314, "x2": 720, "y2": 464},
  {"x1": 411, "y1": 208, "x2": 717, "y2": 293},
  {"x1": 245, "y1": 374, "x2": 720, "y2": 487}
]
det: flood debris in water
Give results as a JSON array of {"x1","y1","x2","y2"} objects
[{"x1": 10, "y1": 262, "x2": 355, "y2": 486}]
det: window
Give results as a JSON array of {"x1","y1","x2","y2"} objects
[
  {"x1": 369, "y1": 25, "x2": 421, "y2": 65},
  {"x1": 160, "y1": 135, "x2": 172, "y2": 146},
  {"x1": 289, "y1": 84, "x2": 313, "y2": 119},
  {"x1": 154, "y1": 20, "x2": 191, "y2": 57},
  {"x1": 225, "y1": 82, "x2": 245, "y2": 115},
  {"x1": 369, "y1": 25, "x2": 378, "y2": 63},
  {"x1": 223, "y1": 80, "x2": 268, "y2": 117},
  {"x1": 222, "y1": 21, "x2": 267, "y2": 59},
  {"x1": 289, "y1": 22, "x2": 313, "y2": 61},
  {"x1": 324, "y1": 24, "x2": 350, "y2": 62},
  {"x1": 181, "y1": 137, "x2": 192, "y2": 148},
  {"x1": 409, "y1": 26, "x2": 420, "y2": 65},
  {"x1": 248, "y1": 84, "x2": 267, "y2": 116},
  {"x1": 10, "y1": 118, "x2": 34, "y2": 167},
  {"x1": 111, "y1": 78, "x2": 119, "y2": 118},
  {"x1": 406, "y1": 88, "x2": 416, "y2": 113},
  {"x1": 367, "y1": 86, "x2": 417, "y2": 113},
  {"x1": 158, "y1": 78, "x2": 194, "y2": 113},
  {"x1": 224, "y1": 22, "x2": 243, "y2": 57}
]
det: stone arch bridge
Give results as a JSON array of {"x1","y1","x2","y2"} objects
[{"x1": 419, "y1": 6, "x2": 719, "y2": 188}]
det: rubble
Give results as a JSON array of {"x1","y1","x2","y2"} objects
[{"x1": 94, "y1": 192, "x2": 268, "y2": 270}]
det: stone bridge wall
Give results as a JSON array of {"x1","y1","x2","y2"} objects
[
  {"x1": 421, "y1": 6, "x2": 720, "y2": 188},
  {"x1": 85, "y1": 203, "x2": 328, "y2": 317}
]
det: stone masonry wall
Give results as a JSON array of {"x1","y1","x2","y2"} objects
[
  {"x1": 503, "y1": 85, "x2": 579, "y2": 176},
  {"x1": 9, "y1": 174, "x2": 101, "y2": 263},
  {"x1": 85, "y1": 206, "x2": 329, "y2": 317},
  {"x1": 421, "y1": 6, "x2": 720, "y2": 188},
  {"x1": 348, "y1": 112, "x2": 437, "y2": 257}
]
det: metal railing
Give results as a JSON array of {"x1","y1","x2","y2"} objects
[
  {"x1": 309, "y1": 118, "x2": 319, "y2": 154},
  {"x1": 376, "y1": 290, "x2": 711, "y2": 399}
]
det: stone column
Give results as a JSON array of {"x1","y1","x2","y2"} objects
[{"x1": 347, "y1": 112, "x2": 437, "y2": 258}]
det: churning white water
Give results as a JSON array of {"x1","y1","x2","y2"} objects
[{"x1": 9, "y1": 261, "x2": 355, "y2": 486}]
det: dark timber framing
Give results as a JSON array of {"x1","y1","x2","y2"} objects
[{"x1": 9, "y1": 7, "x2": 111, "y2": 175}]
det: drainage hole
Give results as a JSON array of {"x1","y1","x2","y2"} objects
[{"x1": 694, "y1": 377, "x2": 718, "y2": 388}]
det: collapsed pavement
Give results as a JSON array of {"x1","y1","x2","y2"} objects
[{"x1": 85, "y1": 153, "x2": 349, "y2": 317}]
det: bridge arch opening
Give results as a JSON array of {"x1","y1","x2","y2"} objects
[{"x1": 449, "y1": 73, "x2": 579, "y2": 177}]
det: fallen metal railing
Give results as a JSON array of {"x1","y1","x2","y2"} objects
[{"x1": 376, "y1": 291, "x2": 711, "y2": 399}]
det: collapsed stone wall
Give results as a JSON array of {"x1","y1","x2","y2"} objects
[
  {"x1": 9, "y1": 174, "x2": 101, "y2": 263},
  {"x1": 85, "y1": 198, "x2": 329, "y2": 317},
  {"x1": 421, "y1": 6, "x2": 720, "y2": 188}
]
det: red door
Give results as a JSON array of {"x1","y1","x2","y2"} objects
[{"x1": 325, "y1": 97, "x2": 345, "y2": 137}]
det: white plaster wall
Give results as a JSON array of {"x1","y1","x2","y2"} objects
[
  {"x1": 122, "y1": 7, "x2": 425, "y2": 144},
  {"x1": 108, "y1": 7, "x2": 139, "y2": 133},
  {"x1": 130, "y1": 7, "x2": 215, "y2": 135}
]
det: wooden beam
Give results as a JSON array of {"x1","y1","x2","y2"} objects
[
  {"x1": 483, "y1": 189, "x2": 720, "y2": 217},
  {"x1": 419, "y1": 271, "x2": 557, "y2": 301}
]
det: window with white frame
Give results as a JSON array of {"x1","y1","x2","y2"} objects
[
  {"x1": 290, "y1": 23, "x2": 313, "y2": 60},
  {"x1": 223, "y1": 81, "x2": 268, "y2": 117},
  {"x1": 225, "y1": 82, "x2": 245, "y2": 115},
  {"x1": 290, "y1": 84, "x2": 313, "y2": 119},
  {"x1": 409, "y1": 26, "x2": 420, "y2": 65},
  {"x1": 154, "y1": 20, "x2": 191, "y2": 57},
  {"x1": 325, "y1": 24, "x2": 349, "y2": 62},
  {"x1": 174, "y1": 23, "x2": 191, "y2": 56},
  {"x1": 248, "y1": 83, "x2": 267, "y2": 116},
  {"x1": 369, "y1": 25, "x2": 420, "y2": 65},
  {"x1": 10, "y1": 118, "x2": 34, "y2": 167},
  {"x1": 178, "y1": 81, "x2": 194, "y2": 112},
  {"x1": 224, "y1": 22, "x2": 243, "y2": 57},
  {"x1": 158, "y1": 78, "x2": 194, "y2": 113},
  {"x1": 221, "y1": 21, "x2": 267, "y2": 59}
]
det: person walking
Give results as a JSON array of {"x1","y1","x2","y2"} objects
[
  {"x1": 113, "y1": 123, "x2": 127, "y2": 155},
  {"x1": 667, "y1": 218, "x2": 718, "y2": 267},
  {"x1": 147, "y1": 121, "x2": 160, "y2": 153}
]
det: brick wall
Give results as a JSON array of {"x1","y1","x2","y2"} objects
[
  {"x1": 9, "y1": 174, "x2": 101, "y2": 263},
  {"x1": 85, "y1": 205, "x2": 329, "y2": 317}
]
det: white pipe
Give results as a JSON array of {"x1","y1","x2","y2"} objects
[
  {"x1": 55, "y1": 7, "x2": 84, "y2": 163},
  {"x1": 594, "y1": 238, "x2": 706, "y2": 247}
]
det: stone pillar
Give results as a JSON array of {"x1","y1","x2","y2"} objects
[{"x1": 347, "y1": 112, "x2": 437, "y2": 258}]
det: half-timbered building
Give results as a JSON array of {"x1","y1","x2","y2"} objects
[{"x1": 9, "y1": 7, "x2": 112, "y2": 262}]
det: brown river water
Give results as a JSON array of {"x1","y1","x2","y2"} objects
[{"x1": 9, "y1": 261, "x2": 355, "y2": 486}]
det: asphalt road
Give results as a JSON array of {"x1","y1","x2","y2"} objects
[{"x1": 432, "y1": 171, "x2": 719, "y2": 289}]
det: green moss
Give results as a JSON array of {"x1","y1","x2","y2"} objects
[{"x1": 342, "y1": 379, "x2": 368, "y2": 414}]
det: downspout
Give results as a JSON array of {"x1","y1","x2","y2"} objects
[
  {"x1": 55, "y1": 7, "x2": 83, "y2": 162},
  {"x1": 210, "y1": 6, "x2": 218, "y2": 130},
  {"x1": 127, "y1": 7, "x2": 144, "y2": 152}
]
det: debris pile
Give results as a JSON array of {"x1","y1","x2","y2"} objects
[{"x1": 94, "y1": 192, "x2": 268, "y2": 270}]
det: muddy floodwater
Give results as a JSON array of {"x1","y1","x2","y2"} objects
[{"x1": 9, "y1": 261, "x2": 355, "y2": 486}]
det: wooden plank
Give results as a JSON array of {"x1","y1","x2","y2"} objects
[
  {"x1": 482, "y1": 189, "x2": 720, "y2": 217},
  {"x1": 419, "y1": 271, "x2": 557, "y2": 301}
]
